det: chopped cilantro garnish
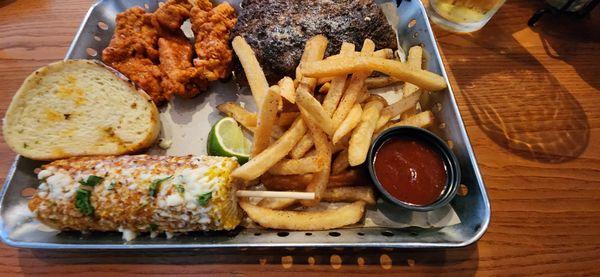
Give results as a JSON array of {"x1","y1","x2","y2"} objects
[
  {"x1": 75, "y1": 189, "x2": 93, "y2": 216},
  {"x1": 108, "y1": 181, "x2": 116, "y2": 190},
  {"x1": 174, "y1": 184, "x2": 185, "y2": 194},
  {"x1": 149, "y1": 176, "x2": 172, "y2": 197},
  {"x1": 198, "y1": 191, "x2": 212, "y2": 206},
  {"x1": 79, "y1": 175, "x2": 104, "y2": 187}
]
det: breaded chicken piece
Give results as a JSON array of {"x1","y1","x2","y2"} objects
[
  {"x1": 103, "y1": 1, "x2": 236, "y2": 104},
  {"x1": 190, "y1": 1, "x2": 237, "y2": 81},
  {"x1": 194, "y1": 0, "x2": 213, "y2": 11},
  {"x1": 154, "y1": 0, "x2": 193, "y2": 31},
  {"x1": 113, "y1": 55, "x2": 166, "y2": 103},
  {"x1": 103, "y1": 8, "x2": 165, "y2": 103},
  {"x1": 103, "y1": 7, "x2": 159, "y2": 61},
  {"x1": 158, "y1": 31, "x2": 207, "y2": 98}
]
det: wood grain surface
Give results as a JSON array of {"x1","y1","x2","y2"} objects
[{"x1": 0, "y1": 0, "x2": 599, "y2": 275}]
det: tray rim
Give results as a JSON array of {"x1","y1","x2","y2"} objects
[{"x1": 0, "y1": 0, "x2": 490, "y2": 249}]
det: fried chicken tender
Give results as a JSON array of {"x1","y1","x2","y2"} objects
[
  {"x1": 154, "y1": 0, "x2": 193, "y2": 31},
  {"x1": 103, "y1": 7, "x2": 159, "y2": 60},
  {"x1": 158, "y1": 31, "x2": 207, "y2": 98},
  {"x1": 102, "y1": 7, "x2": 166, "y2": 103},
  {"x1": 114, "y1": 56, "x2": 166, "y2": 102},
  {"x1": 103, "y1": 1, "x2": 237, "y2": 104},
  {"x1": 190, "y1": 1, "x2": 237, "y2": 81}
]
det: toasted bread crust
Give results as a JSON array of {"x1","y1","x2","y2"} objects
[{"x1": 3, "y1": 60, "x2": 160, "y2": 160}]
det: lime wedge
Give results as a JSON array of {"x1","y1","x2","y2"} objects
[{"x1": 207, "y1": 117, "x2": 251, "y2": 164}]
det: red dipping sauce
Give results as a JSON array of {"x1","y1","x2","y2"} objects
[{"x1": 373, "y1": 137, "x2": 448, "y2": 206}]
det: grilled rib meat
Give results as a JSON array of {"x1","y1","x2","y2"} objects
[{"x1": 232, "y1": 0, "x2": 398, "y2": 83}]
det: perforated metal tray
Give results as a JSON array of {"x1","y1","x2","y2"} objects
[{"x1": 0, "y1": 0, "x2": 490, "y2": 249}]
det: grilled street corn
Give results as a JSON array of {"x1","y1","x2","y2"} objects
[{"x1": 28, "y1": 155, "x2": 242, "y2": 241}]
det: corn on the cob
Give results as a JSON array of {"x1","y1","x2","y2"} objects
[{"x1": 28, "y1": 155, "x2": 242, "y2": 240}]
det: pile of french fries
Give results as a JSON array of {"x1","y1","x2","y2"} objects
[{"x1": 223, "y1": 35, "x2": 446, "y2": 231}]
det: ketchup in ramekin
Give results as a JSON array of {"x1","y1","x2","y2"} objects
[
  {"x1": 367, "y1": 127, "x2": 460, "y2": 211},
  {"x1": 374, "y1": 137, "x2": 447, "y2": 206}
]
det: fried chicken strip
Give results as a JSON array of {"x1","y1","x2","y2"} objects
[
  {"x1": 190, "y1": 1, "x2": 237, "y2": 81},
  {"x1": 102, "y1": 7, "x2": 166, "y2": 103},
  {"x1": 158, "y1": 31, "x2": 207, "y2": 98},
  {"x1": 103, "y1": 1, "x2": 237, "y2": 103},
  {"x1": 154, "y1": 0, "x2": 193, "y2": 31}
]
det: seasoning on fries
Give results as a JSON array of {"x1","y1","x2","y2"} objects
[
  {"x1": 348, "y1": 99, "x2": 384, "y2": 166},
  {"x1": 232, "y1": 36, "x2": 269, "y2": 105},
  {"x1": 218, "y1": 35, "x2": 445, "y2": 231},
  {"x1": 300, "y1": 56, "x2": 447, "y2": 91},
  {"x1": 239, "y1": 200, "x2": 366, "y2": 230},
  {"x1": 252, "y1": 87, "x2": 281, "y2": 156}
]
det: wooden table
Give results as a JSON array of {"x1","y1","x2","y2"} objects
[{"x1": 0, "y1": 0, "x2": 598, "y2": 275}]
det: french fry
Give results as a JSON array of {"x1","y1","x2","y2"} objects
[
  {"x1": 317, "y1": 76, "x2": 333, "y2": 85},
  {"x1": 331, "y1": 39, "x2": 376, "y2": 129},
  {"x1": 252, "y1": 87, "x2": 281, "y2": 157},
  {"x1": 289, "y1": 134, "x2": 314, "y2": 159},
  {"x1": 401, "y1": 103, "x2": 419, "y2": 121},
  {"x1": 399, "y1": 46, "x2": 424, "y2": 119},
  {"x1": 375, "y1": 91, "x2": 421, "y2": 131},
  {"x1": 259, "y1": 187, "x2": 375, "y2": 208},
  {"x1": 257, "y1": 197, "x2": 298, "y2": 210},
  {"x1": 278, "y1": 76, "x2": 296, "y2": 104},
  {"x1": 331, "y1": 149, "x2": 350, "y2": 175},
  {"x1": 357, "y1": 90, "x2": 371, "y2": 104},
  {"x1": 239, "y1": 200, "x2": 366, "y2": 230},
  {"x1": 261, "y1": 169, "x2": 368, "y2": 191},
  {"x1": 327, "y1": 48, "x2": 393, "y2": 60},
  {"x1": 232, "y1": 118, "x2": 306, "y2": 180},
  {"x1": 296, "y1": 35, "x2": 329, "y2": 85},
  {"x1": 277, "y1": 112, "x2": 299, "y2": 128},
  {"x1": 348, "y1": 100, "x2": 384, "y2": 166},
  {"x1": 365, "y1": 76, "x2": 401, "y2": 89},
  {"x1": 216, "y1": 102, "x2": 285, "y2": 138},
  {"x1": 232, "y1": 36, "x2": 269, "y2": 106},
  {"x1": 323, "y1": 186, "x2": 376, "y2": 205},
  {"x1": 216, "y1": 102, "x2": 257, "y2": 131},
  {"x1": 295, "y1": 83, "x2": 336, "y2": 136},
  {"x1": 329, "y1": 169, "x2": 370, "y2": 187},
  {"x1": 332, "y1": 103, "x2": 362, "y2": 144},
  {"x1": 322, "y1": 42, "x2": 355, "y2": 116},
  {"x1": 300, "y1": 56, "x2": 447, "y2": 91},
  {"x1": 268, "y1": 156, "x2": 322, "y2": 175},
  {"x1": 270, "y1": 126, "x2": 285, "y2": 139},
  {"x1": 381, "y1": 111, "x2": 435, "y2": 131},
  {"x1": 289, "y1": 34, "x2": 330, "y2": 156},
  {"x1": 403, "y1": 45, "x2": 423, "y2": 97},
  {"x1": 318, "y1": 82, "x2": 331, "y2": 94},
  {"x1": 294, "y1": 40, "x2": 332, "y2": 136},
  {"x1": 291, "y1": 43, "x2": 356, "y2": 159},
  {"x1": 261, "y1": 174, "x2": 313, "y2": 191},
  {"x1": 299, "y1": 110, "x2": 333, "y2": 207},
  {"x1": 333, "y1": 134, "x2": 350, "y2": 153},
  {"x1": 375, "y1": 48, "x2": 394, "y2": 59}
]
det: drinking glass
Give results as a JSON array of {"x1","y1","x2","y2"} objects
[{"x1": 426, "y1": 0, "x2": 507, "y2": 33}]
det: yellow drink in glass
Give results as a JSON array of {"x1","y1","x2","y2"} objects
[{"x1": 427, "y1": 0, "x2": 506, "y2": 32}]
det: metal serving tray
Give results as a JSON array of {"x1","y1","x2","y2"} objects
[{"x1": 0, "y1": 0, "x2": 490, "y2": 249}]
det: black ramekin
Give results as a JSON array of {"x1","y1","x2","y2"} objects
[{"x1": 367, "y1": 126, "x2": 461, "y2": 212}]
